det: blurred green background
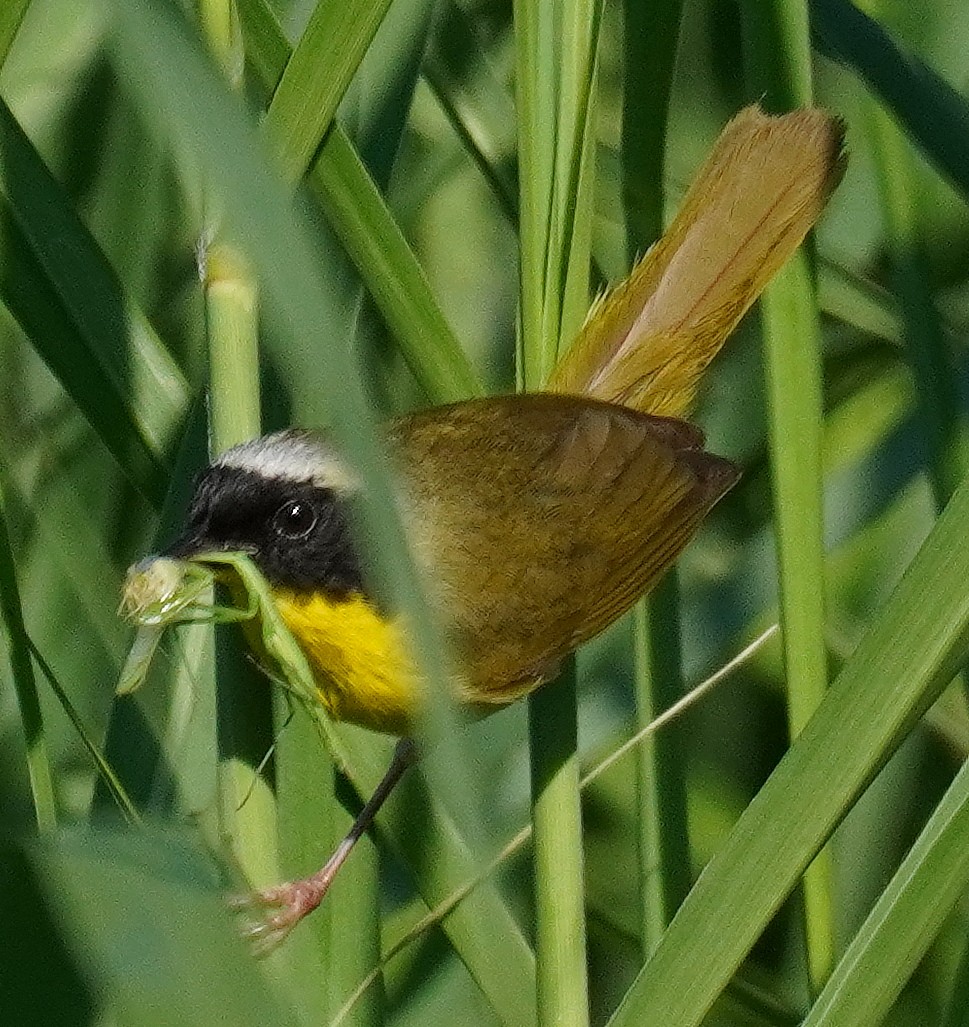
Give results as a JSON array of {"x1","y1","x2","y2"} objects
[{"x1": 2, "y1": 0, "x2": 969, "y2": 1025}]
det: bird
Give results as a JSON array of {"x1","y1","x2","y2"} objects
[{"x1": 138, "y1": 106, "x2": 846, "y2": 944}]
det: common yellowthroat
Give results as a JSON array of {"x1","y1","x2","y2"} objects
[{"x1": 144, "y1": 106, "x2": 846, "y2": 941}]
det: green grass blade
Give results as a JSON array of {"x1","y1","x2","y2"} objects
[
  {"x1": 742, "y1": 0, "x2": 835, "y2": 991},
  {"x1": 264, "y1": 0, "x2": 395, "y2": 185},
  {"x1": 802, "y1": 753, "x2": 969, "y2": 1025},
  {"x1": 237, "y1": 0, "x2": 481, "y2": 403},
  {"x1": 422, "y1": 4, "x2": 518, "y2": 223},
  {"x1": 943, "y1": 938, "x2": 969, "y2": 1027},
  {"x1": 306, "y1": 130, "x2": 480, "y2": 402},
  {"x1": 0, "y1": 96, "x2": 188, "y2": 505},
  {"x1": 513, "y1": 0, "x2": 555, "y2": 387},
  {"x1": 0, "y1": 467, "x2": 57, "y2": 834},
  {"x1": 515, "y1": 0, "x2": 601, "y2": 1022},
  {"x1": 528, "y1": 661, "x2": 589, "y2": 1027},
  {"x1": 633, "y1": 579, "x2": 691, "y2": 956},
  {"x1": 619, "y1": 2, "x2": 690, "y2": 959},
  {"x1": 110, "y1": 8, "x2": 532, "y2": 1022},
  {"x1": 621, "y1": 0, "x2": 684, "y2": 249},
  {"x1": 607, "y1": 473, "x2": 969, "y2": 1026},
  {"x1": 28, "y1": 639, "x2": 140, "y2": 826},
  {"x1": 811, "y1": 0, "x2": 969, "y2": 201},
  {"x1": 34, "y1": 829, "x2": 302, "y2": 1027}
]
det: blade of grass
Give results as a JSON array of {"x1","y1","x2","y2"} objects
[
  {"x1": 621, "y1": 0, "x2": 683, "y2": 250},
  {"x1": 196, "y1": 5, "x2": 284, "y2": 904},
  {"x1": 0, "y1": 465, "x2": 57, "y2": 834},
  {"x1": 513, "y1": 0, "x2": 555, "y2": 388},
  {"x1": 515, "y1": 0, "x2": 602, "y2": 1022},
  {"x1": 36, "y1": 829, "x2": 303, "y2": 1027},
  {"x1": 619, "y1": 0, "x2": 691, "y2": 960},
  {"x1": 110, "y1": 8, "x2": 534, "y2": 1023},
  {"x1": 422, "y1": 2, "x2": 518, "y2": 222},
  {"x1": 237, "y1": 0, "x2": 481, "y2": 403},
  {"x1": 741, "y1": 0, "x2": 834, "y2": 992},
  {"x1": 943, "y1": 937, "x2": 969, "y2": 1027},
  {"x1": 801, "y1": 751, "x2": 969, "y2": 1026},
  {"x1": 198, "y1": 0, "x2": 243, "y2": 85},
  {"x1": 0, "y1": 96, "x2": 189, "y2": 506},
  {"x1": 27, "y1": 639, "x2": 140, "y2": 826},
  {"x1": 264, "y1": 0, "x2": 394, "y2": 184},
  {"x1": 606, "y1": 472, "x2": 969, "y2": 1027}
]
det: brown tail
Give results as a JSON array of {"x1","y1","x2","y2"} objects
[{"x1": 549, "y1": 106, "x2": 846, "y2": 416}]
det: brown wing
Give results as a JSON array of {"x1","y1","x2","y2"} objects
[{"x1": 387, "y1": 393, "x2": 738, "y2": 704}]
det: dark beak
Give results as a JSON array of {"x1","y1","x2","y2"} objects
[{"x1": 160, "y1": 531, "x2": 211, "y2": 561}]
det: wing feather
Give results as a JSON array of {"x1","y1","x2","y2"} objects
[{"x1": 388, "y1": 393, "x2": 738, "y2": 703}]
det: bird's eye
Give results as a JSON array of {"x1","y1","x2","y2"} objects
[{"x1": 272, "y1": 499, "x2": 318, "y2": 540}]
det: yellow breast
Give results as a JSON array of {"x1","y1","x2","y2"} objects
[{"x1": 271, "y1": 588, "x2": 419, "y2": 735}]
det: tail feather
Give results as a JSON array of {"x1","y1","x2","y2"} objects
[{"x1": 549, "y1": 106, "x2": 846, "y2": 416}]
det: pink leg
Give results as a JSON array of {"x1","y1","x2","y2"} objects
[{"x1": 233, "y1": 738, "x2": 418, "y2": 952}]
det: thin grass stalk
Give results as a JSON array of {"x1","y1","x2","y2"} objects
[
  {"x1": 197, "y1": 5, "x2": 282, "y2": 897},
  {"x1": 619, "y1": 1, "x2": 691, "y2": 957},
  {"x1": 810, "y1": 0, "x2": 969, "y2": 202},
  {"x1": 515, "y1": 0, "x2": 598, "y2": 1022},
  {"x1": 0, "y1": 467, "x2": 57, "y2": 834},
  {"x1": 271, "y1": 703, "x2": 342, "y2": 1020},
  {"x1": 325, "y1": 772, "x2": 382, "y2": 1026},
  {"x1": 740, "y1": 0, "x2": 834, "y2": 992},
  {"x1": 197, "y1": 0, "x2": 243, "y2": 86},
  {"x1": 513, "y1": 0, "x2": 556, "y2": 388},
  {"x1": 621, "y1": 0, "x2": 683, "y2": 250},
  {"x1": 204, "y1": 238, "x2": 282, "y2": 893},
  {"x1": 632, "y1": 579, "x2": 690, "y2": 956}
]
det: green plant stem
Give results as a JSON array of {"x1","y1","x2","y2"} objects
[
  {"x1": 620, "y1": 0, "x2": 690, "y2": 957},
  {"x1": 801, "y1": 751, "x2": 969, "y2": 1026},
  {"x1": 633, "y1": 578, "x2": 690, "y2": 957},
  {"x1": 741, "y1": 0, "x2": 834, "y2": 994},
  {"x1": 203, "y1": 240, "x2": 280, "y2": 891},
  {"x1": 515, "y1": 0, "x2": 600, "y2": 1022},
  {"x1": 197, "y1": 0, "x2": 243, "y2": 87},
  {"x1": 621, "y1": 0, "x2": 683, "y2": 250},
  {"x1": 528, "y1": 663, "x2": 588, "y2": 1027}
]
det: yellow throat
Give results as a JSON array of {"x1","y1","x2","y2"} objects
[{"x1": 271, "y1": 587, "x2": 418, "y2": 735}]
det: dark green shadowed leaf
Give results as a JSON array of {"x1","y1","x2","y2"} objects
[
  {"x1": 33, "y1": 829, "x2": 302, "y2": 1027},
  {"x1": 812, "y1": 0, "x2": 969, "y2": 201},
  {"x1": 0, "y1": 97, "x2": 188, "y2": 505}
]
